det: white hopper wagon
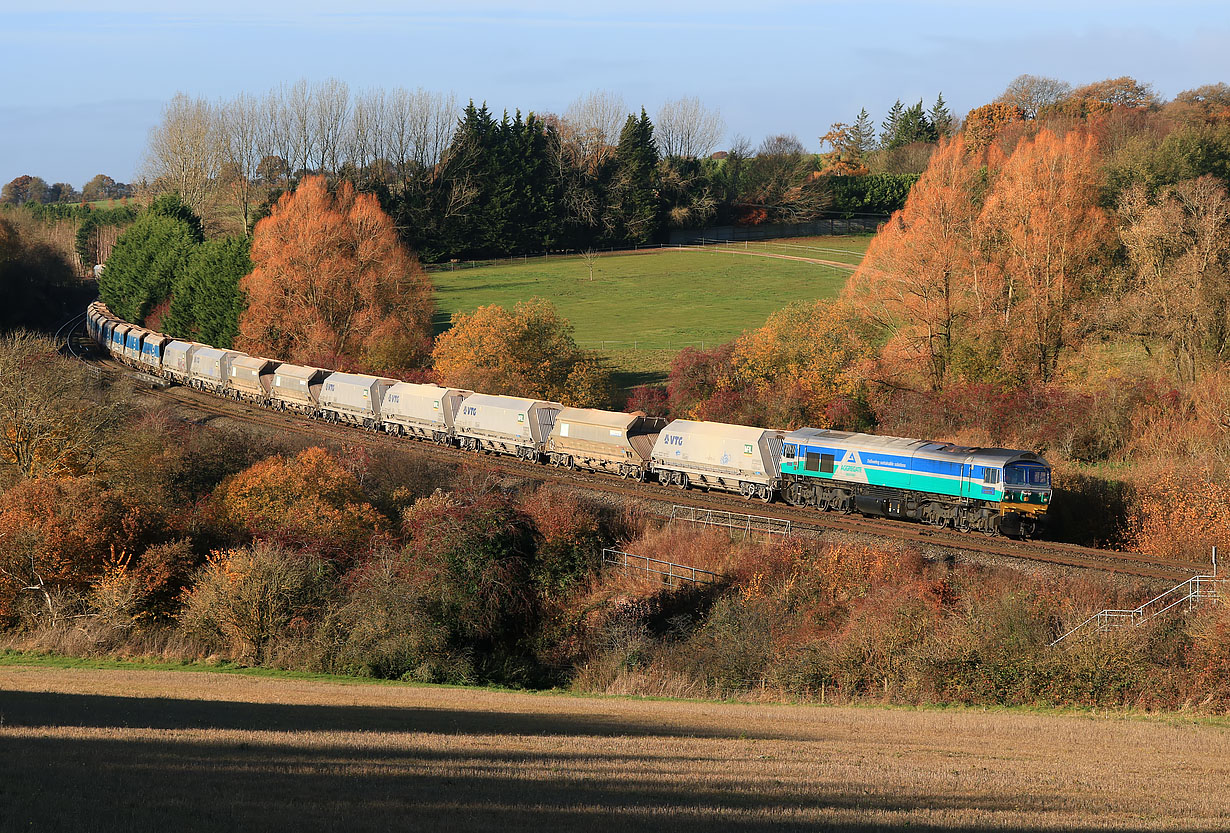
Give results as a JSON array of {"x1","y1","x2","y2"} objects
[
  {"x1": 190, "y1": 347, "x2": 242, "y2": 393},
  {"x1": 381, "y1": 382, "x2": 470, "y2": 442},
  {"x1": 318, "y1": 372, "x2": 398, "y2": 428},
  {"x1": 161, "y1": 341, "x2": 204, "y2": 383},
  {"x1": 452, "y1": 393, "x2": 562, "y2": 461},
  {"x1": 651, "y1": 419, "x2": 786, "y2": 501},
  {"x1": 270, "y1": 365, "x2": 328, "y2": 414},
  {"x1": 227, "y1": 355, "x2": 280, "y2": 403}
]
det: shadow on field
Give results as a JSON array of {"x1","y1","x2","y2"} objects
[
  {"x1": 0, "y1": 688, "x2": 777, "y2": 739},
  {"x1": 0, "y1": 690, "x2": 1187, "y2": 833}
]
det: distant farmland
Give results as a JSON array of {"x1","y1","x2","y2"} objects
[{"x1": 432, "y1": 238, "x2": 869, "y2": 383}]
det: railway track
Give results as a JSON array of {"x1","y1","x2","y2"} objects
[{"x1": 80, "y1": 349, "x2": 1201, "y2": 583}]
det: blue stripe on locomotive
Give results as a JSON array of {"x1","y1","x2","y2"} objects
[{"x1": 784, "y1": 440, "x2": 1004, "y2": 501}]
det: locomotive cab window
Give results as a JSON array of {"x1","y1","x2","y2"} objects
[
  {"x1": 1005, "y1": 465, "x2": 1050, "y2": 487},
  {"x1": 983, "y1": 469, "x2": 1000, "y2": 485},
  {"x1": 783, "y1": 444, "x2": 796, "y2": 460}
]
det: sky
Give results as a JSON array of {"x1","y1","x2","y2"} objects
[{"x1": 2, "y1": 0, "x2": 1228, "y2": 188}]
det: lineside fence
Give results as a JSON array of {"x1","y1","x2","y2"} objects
[
  {"x1": 602, "y1": 547, "x2": 723, "y2": 588},
  {"x1": 668, "y1": 504, "x2": 792, "y2": 542}
]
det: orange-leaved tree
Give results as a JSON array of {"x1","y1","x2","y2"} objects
[
  {"x1": 979, "y1": 128, "x2": 1112, "y2": 382},
  {"x1": 843, "y1": 135, "x2": 997, "y2": 392},
  {"x1": 432, "y1": 298, "x2": 614, "y2": 407},
  {"x1": 237, "y1": 175, "x2": 433, "y2": 372},
  {"x1": 963, "y1": 102, "x2": 1026, "y2": 152},
  {"x1": 215, "y1": 446, "x2": 384, "y2": 559}
]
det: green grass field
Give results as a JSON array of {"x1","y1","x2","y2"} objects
[{"x1": 433, "y1": 241, "x2": 863, "y2": 384}]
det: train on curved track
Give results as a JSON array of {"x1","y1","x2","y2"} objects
[{"x1": 86, "y1": 302, "x2": 1053, "y2": 537}]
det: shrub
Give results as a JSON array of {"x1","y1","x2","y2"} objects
[{"x1": 179, "y1": 543, "x2": 333, "y2": 664}]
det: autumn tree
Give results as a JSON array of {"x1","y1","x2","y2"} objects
[
  {"x1": 980, "y1": 129, "x2": 1112, "y2": 381},
  {"x1": 963, "y1": 102, "x2": 1026, "y2": 152},
  {"x1": 237, "y1": 175, "x2": 433, "y2": 372},
  {"x1": 724, "y1": 300, "x2": 868, "y2": 427},
  {"x1": 844, "y1": 135, "x2": 993, "y2": 390},
  {"x1": 215, "y1": 446, "x2": 384, "y2": 559},
  {"x1": 0, "y1": 331, "x2": 129, "y2": 480},
  {"x1": 1, "y1": 175, "x2": 48, "y2": 205},
  {"x1": 179, "y1": 543, "x2": 332, "y2": 664},
  {"x1": 432, "y1": 298, "x2": 615, "y2": 407},
  {"x1": 0, "y1": 476, "x2": 163, "y2": 624},
  {"x1": 1118, "y1": 176, "x2": 1230, "y2": 384}
]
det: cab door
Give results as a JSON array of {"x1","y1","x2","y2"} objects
[{"x1": 960, "y1": 454, "x2": 975, "y2": 499}]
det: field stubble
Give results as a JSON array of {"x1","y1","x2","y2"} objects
[{"x1": 0, "y1": 665, "x2": 1227, "y2": 831}]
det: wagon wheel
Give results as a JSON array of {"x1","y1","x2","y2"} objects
[
  {"x1": 757, "y1": 485, "x2": 773, "y2": 503},
  {"x1": 676, "y1": 473, "x2": 689, "y2": 490}
]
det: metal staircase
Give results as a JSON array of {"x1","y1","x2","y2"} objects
[{"x1": 1051, "y1": 556, "x2": 1225, "y2": 646}]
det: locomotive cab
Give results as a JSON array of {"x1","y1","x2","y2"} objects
[{"x1": 998, "y1": 460, "x2": 1051, "y2": 536}]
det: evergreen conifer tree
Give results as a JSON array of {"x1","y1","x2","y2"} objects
[
  {"x1": 929, "y1": 93, "x2": 954, "y2": 138},
  {"x1": 879, "y1": 100, "x2": 904, "y2": 149},
  {"x1": 850, "y1": 108, "x2": 876, "y2": 159},
  {"x1": 606, "y1": 109, "x2": 660, "y2": 244}
]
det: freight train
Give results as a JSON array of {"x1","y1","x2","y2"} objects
[{"x1": 86, "y1": 302, "x2": 1052, "y2": 537}]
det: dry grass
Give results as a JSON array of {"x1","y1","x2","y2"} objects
[{"x1": 1, "y1": 665, "x2": 1227, "y2": 831}]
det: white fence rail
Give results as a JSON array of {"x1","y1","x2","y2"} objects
[
  {"x1": 668, "y1": 504, "x2": 792, "y2": 541},
  {"x1": 602, "y1": 548, "x2": 722, "y2": 588}
]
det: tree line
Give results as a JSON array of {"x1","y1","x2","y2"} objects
[{"x1": 132, "y1": 81, "x2": 926, "y2": 260}]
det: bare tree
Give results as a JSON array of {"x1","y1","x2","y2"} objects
[
  {"x1": 564, "y1": 90, "x2": 627, "y2": 173},
  {"x1": 0, "y1": 330, "x2": 129, "y2": 480},
  {"x1": 143, "y1": 92, "x2": 223, "y2": 215},
  {"x1": 286, "y1": 79, "x2": 317, "y2": 178},
  {"x1": 581, "y1": 248, "x2": 599, "y2": 281},
  {"x1": 995, "y1": 74, "x2": 1072, "y2": 120},
  {"x1": 313, "y1": 78, "x2": 351, "y2": 175},
  {"x1": 655, "y1": 95, "x2": 725, "y2": 159},
  {"x1": 219, "y1": 92, "x2": 262, "y2": 235}
]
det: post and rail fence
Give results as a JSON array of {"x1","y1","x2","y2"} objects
[
  {"x1": 602, "y1": 547, "x2": 723, "y2": 588},
  {"x1": 668, "y1": 504, "x2": 792, "y2": 542}
]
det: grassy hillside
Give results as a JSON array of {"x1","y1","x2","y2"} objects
[{"x1": 432, "y1": 239, "x2": 865, "y2": 383}]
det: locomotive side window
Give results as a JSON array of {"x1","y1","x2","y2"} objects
[
  {"x1": 821, "y1": 453, "x2": 835, "y2": 474},
  {"x1": 783, "y1": 444, "x2": 796, "y2": 459},
  {"x1": 805, "y1": 451, "x2": 821, "y2": 472},
  {"x1": 983, "y1": 469, "x2": 1000, "y2": 485}
]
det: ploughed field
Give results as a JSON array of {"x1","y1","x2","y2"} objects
[
  {"x1": 432, "y1": 242, "x2": 862, "y2": 383},
  {"x1": 2, "y1": 663, "x2": 1227, "y2": 831}
]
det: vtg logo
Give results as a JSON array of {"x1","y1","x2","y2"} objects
[
  {"x1": 664, "y1": 435, "x2": 684, "y2": 446},
  {"x1": 462, "y1": 406, "x2": 478, "y2": 415}
]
